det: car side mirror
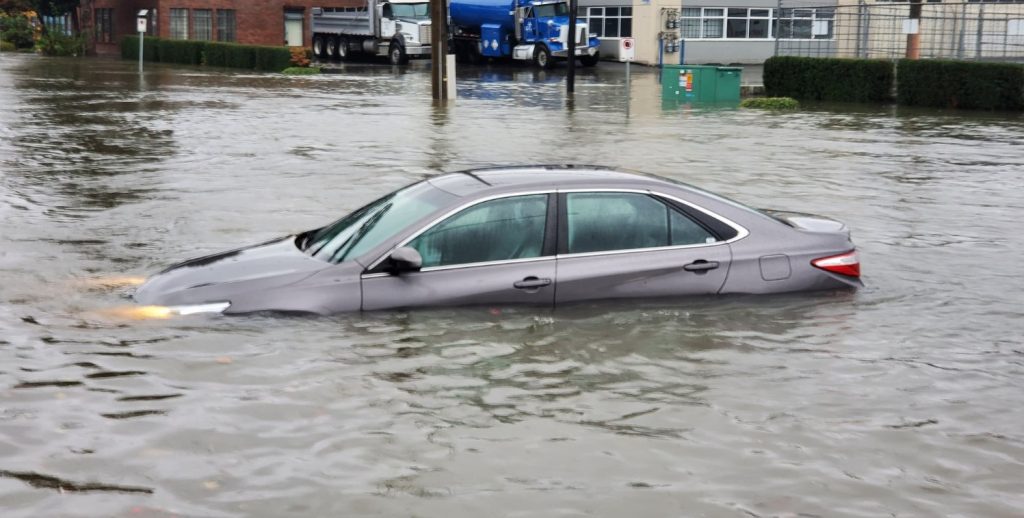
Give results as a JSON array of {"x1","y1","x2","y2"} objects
[{"x1": 387, "y1": 246, "x2": 422, "y2": 275}]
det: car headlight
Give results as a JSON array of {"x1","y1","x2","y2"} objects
[{"x1": 166, "y1": 302, "x2": 231, "y2": 315}]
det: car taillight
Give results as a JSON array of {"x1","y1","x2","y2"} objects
[{"x1": 812, "y1": 251, "x2": 860, "y2": 278}]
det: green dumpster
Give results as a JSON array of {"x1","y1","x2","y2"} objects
[{"x1": 661, "y1": 64, "x2": 742, "y2": 103}]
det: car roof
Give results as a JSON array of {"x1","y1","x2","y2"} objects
[{"x1": 427, "y1": 165, "x2": 680, "y2": 197}]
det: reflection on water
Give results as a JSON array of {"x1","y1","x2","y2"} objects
[{"x1": 1, "y1": 53, "x2": 1024, "y2": 517}]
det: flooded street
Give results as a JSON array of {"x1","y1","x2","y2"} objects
[{"x1": 1, "y1": 53, "x2": 1023, "y2": 517}]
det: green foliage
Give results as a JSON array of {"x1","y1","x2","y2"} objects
[
  {"x1": 282, "y1": 66, "x2": 321, "y2": 75},
  {"x1": 764, "y1": 56, "x2": 895, "y2": 103},
  {"x1": 897, "y1": 59, "x2": 1024, "y2": 111},
  {"x1": 0, "y1": 40, "x2": 14, "y2": 51},
  {"x1": 1, "y1": 13, "x2": 34, "y2": 48},
  {"x1": 740, "y1": 97, "x2": 799, "y2": 110},
  {"x1": 37, "y1": 31, "x2": 84, "y2": 56},
  {"x1": 121, "y1": 36, "x2": 292, "y2": 72}
]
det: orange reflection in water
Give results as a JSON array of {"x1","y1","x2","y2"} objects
[
  {"x1": 76, "y1": 276, "x2": 147, "y2": 290},
  {"x1": 99, "y1": 305, "x2": 174, "y2": 320}
]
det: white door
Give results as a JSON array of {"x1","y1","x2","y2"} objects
[{"x1": 284, "y1": 11, "x2": 303, "y2": 46}]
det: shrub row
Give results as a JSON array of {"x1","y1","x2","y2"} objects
[
  {"x1": 897, "y1": 59, "x2": 1024, "y2": 111},
  {"x1": 122, "y1": 36, "x2": 293, "y2": 72},
  {"x1": 764, "y1": 56, "x2": 895, "y2": 103},
  {"x1": 764, "y1": 56, "x2": 1024, "y2": 111}
]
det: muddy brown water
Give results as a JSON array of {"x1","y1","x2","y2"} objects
[{"x1": 1, "y1": 54, "x2": 1023, "y2": 517}]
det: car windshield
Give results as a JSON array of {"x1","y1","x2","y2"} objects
[
  {"x1": 391, "y1": 3, "x2": 429, "y2": 19},
  {"x1": 303, "y1": 181, "x2": 455, "y2": 264},
  {"x1": 534, "y1": 2, "x2": 569, "y2": 17}
]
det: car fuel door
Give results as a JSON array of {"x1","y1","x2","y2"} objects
[{"x1": 361, "y1": 193, "x2": 557, "y2": 311}]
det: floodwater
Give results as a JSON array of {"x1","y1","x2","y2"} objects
[{"x1": 1, "y1": 53, "x2": 1023, "y2": 517}]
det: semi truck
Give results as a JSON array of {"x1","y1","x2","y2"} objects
[
  {"x1": 449, "y1": 0, "x2": 601, "y2": 68},
  {"x1": 311, "y1": 0, "x2": 432, "y2": 65}
]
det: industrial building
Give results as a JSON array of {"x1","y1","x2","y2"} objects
[{"x1": 79, "y1": 0, "x2": 361, "y2": 55}]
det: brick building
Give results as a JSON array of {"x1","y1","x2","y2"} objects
[{"x1": 80, "y1": 0, "x2": 359, "y2": 55}]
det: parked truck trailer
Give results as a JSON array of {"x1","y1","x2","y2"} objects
[
  {"x1": 311, "y1": 0, "x2": 432, "y2": 65},
  {"x1": 449, "y1": 0, "x2": 601, "y2": 68}
]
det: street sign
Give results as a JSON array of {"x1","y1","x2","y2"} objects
[
  {"x1": 620, "y1": 37, "x2": 635, "y2": 62},
  {"x1": 137, "y1": 9, "x2": 148, "y2": 33}
]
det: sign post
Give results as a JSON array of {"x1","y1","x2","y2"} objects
[
  {"x1": 137, "y1": 10, "x2": 149, "y2": 73},
  {"x1": 620, "y1": 37, "x2": 635, "y2": 115}
]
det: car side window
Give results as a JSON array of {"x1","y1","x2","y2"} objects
[
  {"x1": 406, "y1": 194, "x2": 548, "y2": 268},
  {"x1": 565, "y1": 192, "x2": 715, "y2": 254}
]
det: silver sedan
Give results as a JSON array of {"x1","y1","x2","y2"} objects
[{"x1": 134, "y1": 166, "x2": 862, "y2": 315}]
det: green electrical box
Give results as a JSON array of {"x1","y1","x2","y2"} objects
[{"x1": 661, "y1": 64, "x2": 742, "y2": 103}]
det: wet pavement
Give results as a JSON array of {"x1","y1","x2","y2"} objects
[{"x1": 1, "y1": 54, "x2": 1023, "y2": 517}]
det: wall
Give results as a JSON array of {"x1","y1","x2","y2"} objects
[{"x1": 81, "y1": 0, "x2": 362, "y2": 54}]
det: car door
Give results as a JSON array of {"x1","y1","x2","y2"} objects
[
  {"x1": 361, "y1": 193, "x2": 557, "y2": 310},
  {"x1": 555, "y1": 191, "x2": 731, "y2": 304}
]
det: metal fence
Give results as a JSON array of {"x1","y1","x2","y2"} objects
[{"x1": 774, "y1": 1, "x2": 1024, "y2": 62}]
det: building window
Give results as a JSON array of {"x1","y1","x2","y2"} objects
[
  {"x1": 216, "y1": 9, "x2": 236, "y2": 42},
  {"x1": 95, "y1": 8, "x2": 113, "y2": 43},
  {"x1": 193, "y1": 9, "x2": 212, "y2": 41},
  {"x1": 682, "y1": 7, "x2": 774, "y2": 39},
  {"x1": 170, "y1": 8, "x2": 188, "y2": 40},
  {"x1": 578, "y1": 6, "x2": 632, "y2": 38},
  {"x1": 775, "y1": 8, "x2": 834, "y2": 40}
]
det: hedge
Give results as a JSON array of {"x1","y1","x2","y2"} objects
[
  {"x1": 121, "y1": 36, "x2": 293, "y2": 72},
  {"x1": 764, "y1": 56, "x2": 895, "y2": 103},
  {"x1": 897, "y1": 59, "x2": 1024, "y2": 111}
]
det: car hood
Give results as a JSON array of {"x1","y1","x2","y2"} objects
[{"x1": 134, "y1": 236, "x2": 330, "y2": 306}]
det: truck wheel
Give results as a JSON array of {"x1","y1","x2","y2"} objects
[
  {"x1": 389, "y1": 42, "x2": 408, "y2": 65},
  {"x1": 533, "y1": 45, "x2": 552, "y2": 69},
  {"x1": 326, "y1": 37, "x2": 339, "y2": 59},
  {"x1": 338, "y1": 37, "x2": 349, "y2": 61},
  {"x1": 313, "y1": 35, "x2": 326, "y2": 58},
  {"x1": 580, "y1": 53, "x2": 600, "y2": 67}
]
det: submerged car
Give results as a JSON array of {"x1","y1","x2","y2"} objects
[{"x1": 134, "y1": 166, "x2": 861, "y2": 315}]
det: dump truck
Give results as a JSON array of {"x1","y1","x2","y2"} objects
[{"x1": 311, "y1": 0, "x2": 431, "y2": 65}]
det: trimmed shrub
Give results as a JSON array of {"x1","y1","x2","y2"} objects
[
  {"x1": 764, "y1": 56, "x2": 894, "y2": 103},
  {"x1": 122, "y1": 35, "x2": 160, "y2": 61},
  {"x1": 740, "y1": 97, "x2": 799, "y2": 110},
  {"x1": 897, "y1": 59, "x2": 1024, "y2": 111},
  {"x1": 282, "y1": 66, "x2": 321, "y2": 75},
  {"x1": 120, "y1": 36, "x2": 293, "y2": 72}
]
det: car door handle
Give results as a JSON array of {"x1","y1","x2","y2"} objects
[
  {"x1": 683, "y1": 260, "x2": 720, "y2": 272},
  {"x1": 513, "y1": 276, "x2": 552, "y2": 289}
]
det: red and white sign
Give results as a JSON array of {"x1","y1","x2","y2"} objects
[{"x1": 619, "y1": 37, "x2": 635, "y2": 62}]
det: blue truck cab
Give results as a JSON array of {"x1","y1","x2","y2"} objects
[{"x1": 450, "y1": 0, "x2": 602, "y2": 68}]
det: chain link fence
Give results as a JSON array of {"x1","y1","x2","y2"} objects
[{"x1": 774, "y1": 1, "x2": 1024, "y2": 63}]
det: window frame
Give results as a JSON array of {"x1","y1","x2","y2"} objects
[
  {"x1": 557, "y1": 190, "x2": 729, "y2": 257},
  {"x1": 94, "y1": 8, "x2": 113, "y2": 44},
  {"x1": 192, "y1": 9, "x2": 213, "y2": 41},
  {"x1": 680, "y1": 7, "x2": 775, "y2": 41},
  {"x1": 216, "y1": 9, "x2": 237, "y2": 42},
  {"x1": 579, "y1": 5, "x2": 633, "y2": 38},
  {"x1": 365, "y1": 191, "x2": 557, "y2": 274},
  {"x1": 170, "y1": 8, "x2": 189, "y2": 40},
  {"x1": 774, "y1": 7, "x2": 835, "y2": 41},
  {"x1": 364, "y1": 188, "x2": 748, "y2": 275}
]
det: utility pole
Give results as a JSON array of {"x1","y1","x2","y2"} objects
[
  {"x1": 567, "y1": 0, "x2": 577, "y2": 94},
  {"x1": 431, "y1": 0, "x2": 450, "y2": 100},
  {"x1": 906, "y1": 0, "x2": 922, "y2": 59}
]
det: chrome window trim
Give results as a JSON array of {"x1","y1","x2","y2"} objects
[
  {"x1": 361, "y1": 255, "x2": 554, "y2": 279},
  {"x1": 365, "y1": 190, "x2": 554, "y2": 272},
  {"x1": 364, "y1": 187, "x2": 749, "y2": 273}
]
